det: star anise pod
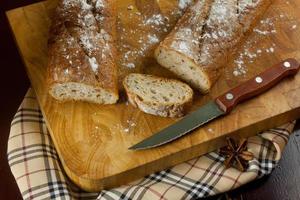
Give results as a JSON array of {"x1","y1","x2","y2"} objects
[{"x1": 219, "y1": 137, "x2": 254, "y2": 172}]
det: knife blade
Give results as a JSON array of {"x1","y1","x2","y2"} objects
[{"x1": 129, "y1": 58, "x2": 300, "y2": 150}]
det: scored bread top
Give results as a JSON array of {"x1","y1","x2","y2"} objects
[
  {"x1": 169, "y1": 0, "x2": 265, "y2": 67},
  {"x1": 47, "y1": 0, "x2": 118, "y2": 97},
  {"x1": 155, "y1": 0, "x2": 271, "y2": 92}
]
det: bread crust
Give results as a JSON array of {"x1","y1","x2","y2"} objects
[
  {"x1": 123, "y1": 74, "x2": 193, "y2": 118},
  {"x1": 155, "y1": 0, "x2": 272, "y2": 93},
  {"x1": 47, "y1": 0, "x2": 119, "y2": 104}
]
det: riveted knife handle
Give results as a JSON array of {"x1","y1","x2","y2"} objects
[{"x1": 215, "y1": 58, "x2": 300, "y2": 114}]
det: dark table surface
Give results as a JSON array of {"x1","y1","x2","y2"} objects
[{"x1": 1, "y1": 1, "x2": 300, "y2": 199}]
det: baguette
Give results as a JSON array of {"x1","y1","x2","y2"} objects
[
  {"x1": 155, "y1": 0, "x2": 271, "y2": 93},
  {"x1": 123, "y1": 73, "x2": 193, "y2": 117},
  {"x1": 47, "y1": 0, "x2": 119, "y2": 104}
]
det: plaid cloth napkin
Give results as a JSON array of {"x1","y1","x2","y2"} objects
[{"x1": 7, "y1": 88, "x2": 294, "y2": 200}]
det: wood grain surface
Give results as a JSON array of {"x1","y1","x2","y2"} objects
[{"x1": 6, "y1": 0, "x2": 300, "y2": 192}]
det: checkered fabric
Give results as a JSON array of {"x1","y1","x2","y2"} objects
[{"x1": 7, "y1": 88, "x2": 295, "y2": 200}]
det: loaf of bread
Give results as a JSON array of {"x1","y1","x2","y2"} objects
[
  {"x1": 155, "y1": 0, "x2": 271, "y2": 93},
  {"x1": 47, "y1": 0, "x2": 118, "y2": 104},
  {"x1": 123, "y1": 73, "x2": 193, "y2": 117}
]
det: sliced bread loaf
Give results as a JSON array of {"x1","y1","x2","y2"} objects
[
  {"x1": 155, "y1": 0, "x2": 272, "y2": 93},
  {"x1": 47, "y1": 0, "x2": 119, "y2": 104},
  {"x1": 123, "y1": 73, "x2": 193, "y2": 117}
]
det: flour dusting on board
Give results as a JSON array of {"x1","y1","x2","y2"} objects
[
  {"x1": 232, "y1": 9, "x2": 300, "y2": 77},
  {"x1": 118, "y1": 10, "x2": 171, "y2": 69},
  {"x1": 118, "y1": 0, "x2": 193, "y2": 74}
]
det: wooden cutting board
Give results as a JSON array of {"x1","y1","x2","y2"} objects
[{"x1": 6, "y1": 0, "x2": 300, "y2": 192}]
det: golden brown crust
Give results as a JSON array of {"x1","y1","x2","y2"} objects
[
  {"x1": 47, "y1": 0, "x2": 118, "y2": 103},
  {"x1": 158, "y1": 0, "x2": 213, "y2": 66},
  {"x1": 155, "y1": 0, "x2": 272, "y2": 93}
]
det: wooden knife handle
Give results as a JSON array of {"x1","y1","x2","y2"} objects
[{"x1": 215, "y1": 58, "x2": 300, "y2": 114}]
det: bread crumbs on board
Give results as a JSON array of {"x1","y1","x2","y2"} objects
[{"x1": 119, "y1": 119, "x2": 137, "y2": 134}]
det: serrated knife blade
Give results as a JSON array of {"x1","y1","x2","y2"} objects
[
  {"x1": 129, "y1": 101, "x2": 224, "y2": 150},
  {"x1": 129, "y1": 58, "x2": 300, "y2": 150}
]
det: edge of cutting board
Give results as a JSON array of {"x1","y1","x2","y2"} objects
[
  {"x1": 5, "y1": 0, "x2": 300, "y2": 191},
  {"x1": 65, "y1": 108, "x2": 300, "y2": 191}
]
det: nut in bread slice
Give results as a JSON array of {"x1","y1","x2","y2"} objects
[{"x1": 123, "y1": 73, "x2": 193, "y2": 117}]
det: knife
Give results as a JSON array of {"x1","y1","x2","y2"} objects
[{"x1": 129, "y1": 58, "x2": 300, "y2": 150}]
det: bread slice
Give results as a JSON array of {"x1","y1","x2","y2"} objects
[
  {"x1": 47, "y1": 0, "x2": 118, "y2": 104},
  {"x1": 155, "y1": 0, "x2": 272, "y2": 93},
  {"x1": 123, "y1": 73, "x2": 193, "y2": 117}
]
